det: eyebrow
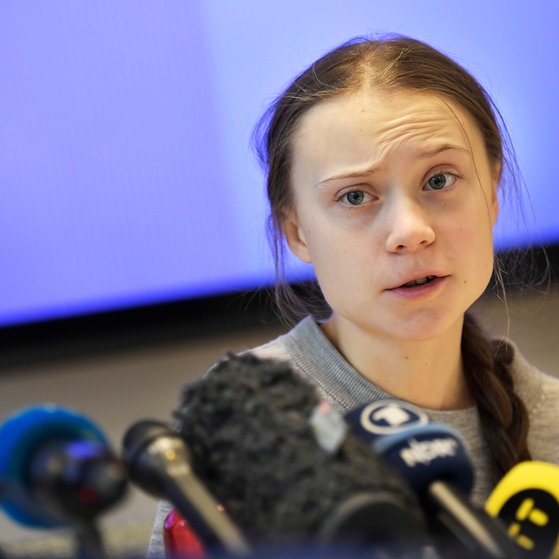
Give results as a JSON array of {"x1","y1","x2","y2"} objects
[
  {"x1": 317, "y1": 144, "x2": 471, "y2": 186},
  {"x1": 419, "y1": 144, "x2": 471, "y2": 159}
]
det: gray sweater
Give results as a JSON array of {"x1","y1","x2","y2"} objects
[{"x1": 147, "y1": 316, "x2": 559, "y2": 558}]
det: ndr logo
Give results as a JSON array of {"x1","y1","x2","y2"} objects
[
  {"x1": 359, "y1": 400, "x2": 429, "y2": 435},
  {"x1": 400, "y1": 437, "x2": 459, "y2": 467}
]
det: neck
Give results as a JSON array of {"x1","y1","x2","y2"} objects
[{"x1": 321, "y1": 315, "x2": 472, "y2": 410}]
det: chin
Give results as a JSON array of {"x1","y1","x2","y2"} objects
[{"x1": 385, "y1": 312, "x2": 466, "y2": 344}]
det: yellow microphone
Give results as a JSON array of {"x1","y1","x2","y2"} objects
[{"x1": 485, "y1": 461, "x2": 559, "y2": 558}]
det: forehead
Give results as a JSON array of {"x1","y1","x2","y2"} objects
[{"x1": 291, "y1": 88, "x2": 486, "y2": 177}]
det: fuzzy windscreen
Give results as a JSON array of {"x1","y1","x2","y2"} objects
[{"x1": 172, "y1": 353, "x2": 424, "y2": 545}]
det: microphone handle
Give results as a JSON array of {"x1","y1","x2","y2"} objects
[
  {"x1": 427, "y1": 481, "x2": 521, "y2": 559},
  {"x1": 163, "y1": 461, "x2": 251, "y2": 557},
  {"x1": 73, "y1": 521, "x2": 108, "y2": 559}
]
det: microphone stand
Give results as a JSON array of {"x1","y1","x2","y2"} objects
[
  {"x1": 73, "y1": 520, "x2": 108, "y2": 559},
  {"x1": 0, "y1": 480, "x2": 13, "y2": 559}
]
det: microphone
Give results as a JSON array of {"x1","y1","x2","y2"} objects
[
  {"x1": 122, "y1": 418, "x2": 252, "y2": 558},
  {"x1": 485, "y1": 460, "x2": 559, "y2": 558},
  {"x1": 166, "y1": 352, "x2": 432, "y2": 557},
  {"x1": 0, "y1": 404, "x2": 128, "y2": 559},
  {"x1": 345, "y1": 399, "x2": 523, "y2": 559},
  {"x1": 163, "y1": 507, "x2": 207, "y2": 559}
]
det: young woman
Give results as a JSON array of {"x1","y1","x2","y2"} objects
[
  {"x1": 147, "y1": 35, "x2": 559, "y2": 557},
  {"x1": 249, "y1": 34, "x2": 559, "y2": 501}
]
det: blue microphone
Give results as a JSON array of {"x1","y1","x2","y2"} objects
[
  {"x1": 0, "y1": 404, "x2": 128, "y2": 559},
  {"x1": 346, "y1": 399, "x2": 522, "y2": 559}
]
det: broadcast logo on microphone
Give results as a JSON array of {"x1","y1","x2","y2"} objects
[
  {"x1": 354, "y1": 400, "x2": 430, "y2": 436},
  {"x1": 485, "y1": 461, "x2": 559, "y2": 558},
  {"x1": 350, "y1": 400, "x2": 462, "y2": 471}
]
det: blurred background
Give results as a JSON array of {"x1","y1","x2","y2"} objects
[{"x1": 1, "y1": 0, "x2": 558, "y2": 556}]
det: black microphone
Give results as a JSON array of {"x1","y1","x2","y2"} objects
[
  {"x1": 0, "y1": 404, "x2": 128, "y2": 559},
  {"x1": 345, "y1": 399, "x2": 523, "y2": 559},
  {"x1": 167, "y1": 352, "x2": 433, "y2": 558},
  {"x1": 122, "y1": 418, "x2": 252, "y2": 558}
]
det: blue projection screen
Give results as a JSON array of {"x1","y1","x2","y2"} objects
[{"x1": 1, "y1": 1, "x2": 558, "y2": 328}]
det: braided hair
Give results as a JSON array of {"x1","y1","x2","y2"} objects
[{"x1": 462, "y1": 311, "x2": 531, "y2": 483}]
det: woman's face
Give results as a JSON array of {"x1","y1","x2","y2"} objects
[{"x1": 282, "y1": 88, "x2": 500, "y2": 343}]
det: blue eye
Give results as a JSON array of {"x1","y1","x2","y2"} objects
[
  {"x1": 426, "y1": 173, "x2": 456, "y2": 191},
  {"x1": 344, "y1": 190, "x2": 366, "y2": 205},
  {"x1": 337, "y1": 188, "x2": 377, "y2": 207}
]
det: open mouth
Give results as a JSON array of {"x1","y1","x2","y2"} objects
[{"x1": 401, "y1": 275, "x2": 437, "y2": 288}]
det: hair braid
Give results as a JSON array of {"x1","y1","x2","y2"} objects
[{"x1": 461, "y1": 311, "x2": 531, "y2": 484}]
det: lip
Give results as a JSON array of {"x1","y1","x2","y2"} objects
[{"x1": 385, "y1": 274, "x2": 449, "y2": 298}]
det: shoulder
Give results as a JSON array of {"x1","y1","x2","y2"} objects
[
  {"x1": 238, "y1": 316, "x2": 362, "y2": 410},
  {"x1": 146, "y1": 500, "x2": 172, "y2": 559},
  {"x1": 507, "y1": 339, "x2": 559, "y2": 407},
  {"x1": 195, "y1": 317, "x2": 356, "y2": 414},
  {"x1": 244, "y1": 315, "x2": 329, "y2": 369},
  {"x1": 507, "y1": 340, "x2": 559, "y2": 463},
  {"x1": 242, "y1": 317, "x2": 398, "y2": 412}
]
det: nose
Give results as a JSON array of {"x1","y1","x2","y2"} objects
[{"x1": 384, "y1": 196, "x2": 435, "y2": 253}]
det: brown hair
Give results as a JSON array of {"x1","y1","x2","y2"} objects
[{"x1": 254, "y1": 35, "x2": 530, "y2": 482}]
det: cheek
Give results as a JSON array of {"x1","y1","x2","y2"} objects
[
  {"x1": 448, "y1": 216, "x2": 493, "y2": 254},
  {"x1": 306, "y1": 230, "x2": 380, "y2": 302},
  {"x1": 447, "y1": 217, "x2": 495, "y2": 281},
  {"x1": 305, "y1": 218, "x2": 372, "y2": 264},
  {"x1": 446, "y1": 191, "x2": 496, "y2": 243}
]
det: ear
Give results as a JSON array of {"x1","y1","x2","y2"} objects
[{"x1": 281, "y1": 211, "x2": 312, "y2": 263}]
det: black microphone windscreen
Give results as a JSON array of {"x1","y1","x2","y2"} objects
[{"x1": 172, "y1": 353, "x2": 427, "y2": 548}]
